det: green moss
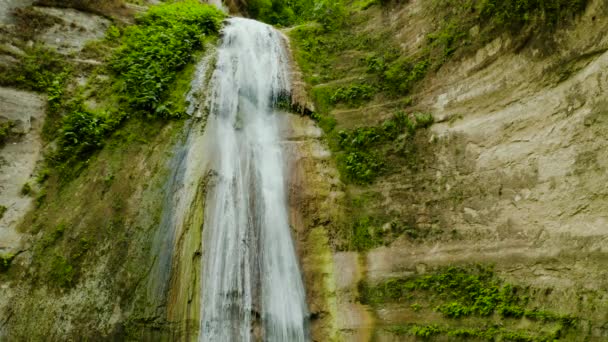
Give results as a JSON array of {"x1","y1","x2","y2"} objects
[
  {"x1": 350, "y1": 216, "x2": 383, "y2": 251},
  {"x1": 49, "y1": 255, "x2": 75, "y2": 288},
  {"x1": 0, "y1": 205, "x2": 7, "y2": 220}
]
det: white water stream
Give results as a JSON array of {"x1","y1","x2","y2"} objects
[{"x1": 198, "y1": 18, "x2": 309, "y2": 341}]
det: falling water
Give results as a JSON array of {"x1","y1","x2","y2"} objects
[{"x1": 199, "y1": 18, "x2": 309, "y2": 341}]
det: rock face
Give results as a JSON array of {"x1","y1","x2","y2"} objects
[
  {"x1": 22, "y1": 6, "x2": 111, "y2": 54},
  {"x1": 377, "y1": 0, "x2": 608, "y2": 311},
  {"x1": 287, "y1": 0, "x2": 608, "y2": 339},
  {"x1": 0, "y1": 0, "x2": 35, "y2": 24},
  {"x1": 0, "y1": 87, "x2": 46, "y2": 254},
  {"x1": 282, "y1": 113, "x2": 344, "y2": 341}
]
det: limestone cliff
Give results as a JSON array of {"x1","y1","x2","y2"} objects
[{"x1": 288, "y1": 0, "x2": 608, "y2": 340}]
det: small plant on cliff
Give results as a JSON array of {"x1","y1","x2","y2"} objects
[
  {"x1": 50, "y1": 255, "x2": 75, "y2": 288},
  {"x1": 0, "y1": 253, "x2": 15, "y2": 272},
  {"x1": 21, "y1": 183, "x2": 32, "y2": 196},
  {"x1": 331, "y1": 83, "x2": 377, "y2": 107},
  {"x1": 55, "y1": 108, "x2": 117, "y2": 162},
  {"x1": 0, "y1": 121, "x2": 16, "y2": 146}
]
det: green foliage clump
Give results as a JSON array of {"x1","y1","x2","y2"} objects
[
  {"x1": 478, "y1": 0, "x2": 588, "y2": 30},
  {"x1": 50, "y1": 255, "x2": 74, "y2": 288},
  {"x1": 40, "y1": 224, "x2": 66, "y2": 250},
  {"x1": 414, "y1": 112, "x2": 434, "y2": 128},
  {"x1": 0, "y1": 205, "x2": 6, "y2": 220},
  {"x1": 247, "y1": 0, "x2": 346, "y2": 29},
  {"x1": 383, "y1": 58, "x2": 430, "y2": 94},
  {"x1": 110, "y1": 1, "x2": 224, "y2": 117},
  {"x1": 246, "y1": 0, "x2": 295, "y2": 26},
  {"x1": 388, "y1": 324, "x2": 558, "y2": 342},
  {"x1": 310, "y1": 112, "x2": 337, "y2": 133},
  {"x1": 330, "y1": 84, "x2": 376, "y2": 106},
  {"x1": 21, "y1": 183, "x2": 32, "y2": 196},
  {"x1": 0, "y1": 121, "x2": 16, "y2": 146},
  {"x1": 332, "y1": 111, "x2": 432, "y2": 183},
  {"x1": 361, "y1": 265, "x2": 520, "y2": 315},
  {"x1": 342, "y1": 151, "x2": 383, "y2": 184},
  {"x1": 55, "y1": 108, "x2": 121, "y2": 162},
  {"x1": 351, "y1": 217, "x2": 384, "y2": 251},
  {"x1": 0, "y1": 253, "x2": 15, "y2": 272},
  {"x1": 410, "y1": 324, "x2": 442, "y2": 338},
  {"x1": 363, "y1": 266, "x2": 578, "y2": 341},
  {"x1": 360, "y1": 266, "x2": 575, "y2": 325},
  {"x1": 311, "y1": 0, "x2": 347, "y2": 30}
]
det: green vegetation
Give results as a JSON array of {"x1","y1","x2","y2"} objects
[
  {"x1": 246, "y1": 0, "x2": 346, "y2": 28},
  {"x1": 333, "y1": 112, "x2": 433, "y2": 183},
  {"x1": 0, "y1": 1, "x2": 224, "y2": 185},
  {"x1": 1, "y1": 2, "x2": 219, "y2": 292},
  {"x1": 330, "y1": 84, "x2": 376, "y2": 106},
  {"x1": 351, "y1": 217, "x2": 382, "y2": 251},
  {"x1": 360, "y1": 266, "x2": 576, "y2": 340},
  {"x1": 54, "y1": 108, "x2": 122, "y2": 163},
  {"x1": 387, "y1": 324, "x2": 563, "y2": 342},
  {"x1": 290, "y1": 0, "x2": 589, "y2": 136},
  {"x1": 40, "y1": 224, "x2": 66, "y2": 250},
  {"x1": 0, "y1": 253, "x2": 15, "y2": 272},
  {"x1": 49, "y1": 255, "x2": 74, "y2": 288},
  {"x1": 110, "y1": 1, "x2": 224, "y2": 116},
  {"x1": 21, "y1": 183, "x2": 32, "y2": 196},
  {"x1": 476, "y1": 0, "x2": 588, "y2": 30},
  {"x1": 0, "y1": 46, "x2": 67, "y2": 93},
  {"x1": 0, "y1": 121, "x2": 17, "y2": 146},
  {"x1": 0, "y1": 205, "x2": 7, "y2": 220}
]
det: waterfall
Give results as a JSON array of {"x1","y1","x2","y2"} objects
[{"x1": 198, "y1": 18, "x2": 309, "y2": 341}]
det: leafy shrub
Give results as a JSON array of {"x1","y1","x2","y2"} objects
[
  {"x1": 414, "y1": 112, "x2": 434, "y2": 128},
  {"x1": 0, "y1": 205, "x2": 7, "y2": 220},
  {"x1": 110, "y1": 1, "x2": 224, "y2": 116},
  {"x1": 410, "y1": 324, "x2": 442, "y2": 338},
  {"x1": 383, "y1": 58, "x2": 430, "y2": 94},
  {"x1": 105, "y1": 25, "x2": 121, "y2": 41},
  {"x1": 56, "y1": 109, "x2": 115, "y2": 160},
  {"x1": 333, "y1": 112, "x2": 428, "y2": 183},
  {"x1": 246, "y1": 0, "x2": 346, "y2": 29},
  {"x1": 342, "y1": 151, "x2": 384, "y2": 184},
  {"x1": 331, "y1": 84, "x2": 376, "y2": 106},
  {"x1": 313, "y1": 0, "x2": 347, "y2": 30},
  {"x1": 247, "y1": 0, "x2": 296, "y2": 26}
]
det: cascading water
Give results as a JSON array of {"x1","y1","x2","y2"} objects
[{"x1": 199, "y1": 18, "x2": 309, "y2": 341}]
